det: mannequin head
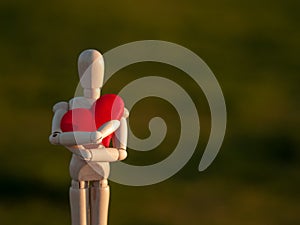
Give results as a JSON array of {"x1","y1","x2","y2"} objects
[{"x1": 78, "y1": 49, "x2": 104, "y2": 99}]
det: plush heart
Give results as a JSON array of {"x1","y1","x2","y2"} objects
[
  {"x1": 92, "y1": 94, "x2": 124, "y2": 146},
  {"x1": 60, "y1": 94, "x2": 124, "y2": 147},
  {"x1": 60, "y1": 108, "x2": 96, "y2": 132}
]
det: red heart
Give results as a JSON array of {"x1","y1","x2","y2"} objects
[
  {"x1": 60, "y1": 108, "x2": 96, "y2": 132},
  {"x1": 60, "y1": 94, "x2": 124, "y2": 147}
]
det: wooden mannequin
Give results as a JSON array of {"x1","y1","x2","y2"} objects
[{"x1": 49, "y1": 49, "x2": 128, "y2": 225}]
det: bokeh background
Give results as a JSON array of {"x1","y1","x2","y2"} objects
[{"x1": 0, "y1": 0, "x2": 299, "y2": 224}]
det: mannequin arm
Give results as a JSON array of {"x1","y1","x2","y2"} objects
[
  {"x1": 97, "y1": 120, "x2": 120, "y2": 139},
  {"x1": 50, "y1": 120, "x2": 120, "y2": 146},
  {"x1": 54, "y1": 131, "x2": 102, "y2": 146},
  {"x1": 111, "y1": 109, "x2": 129, "y2": 160},
  {"x1": 66, "y1": 117, "x2": 127, "y2": 161},
  {"x1": 49, "y1": 102, "x2": 68, "y2": 144},
  {"x1": 67, "y1": 145, "x2": 126, "y2": 162},
  {"x1": 51, "y1": 102, "x2": 68, "y2": 133},
  {"x1": 112, "y1": 117, "x2": 128, "y2": 151}
]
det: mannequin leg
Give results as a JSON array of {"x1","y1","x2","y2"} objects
[
  {"x1": 69, "y1": 180, "x2": 90, "y2": 225},
  {"x1": 90, "y1": 179, "x2": 110, "y2": 225}
]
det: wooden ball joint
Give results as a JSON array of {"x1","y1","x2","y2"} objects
[{"x1": 49, "y1": 49, "x2": 129, "y2": 225}]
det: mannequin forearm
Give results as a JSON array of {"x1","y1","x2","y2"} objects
[{"x1": 67, "y1": 146, "x2": 127, "y2": 162}]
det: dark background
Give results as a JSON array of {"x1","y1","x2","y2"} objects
[{"x1": 0, "y1": 0, "x2": 299, "y2": 224}]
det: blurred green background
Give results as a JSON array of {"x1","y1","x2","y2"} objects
[{"x1": 0, "y1": 0, "x2": 299, "y2": 224}]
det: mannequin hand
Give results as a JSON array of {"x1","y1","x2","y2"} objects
[
  {"x1": 90, "y1": 131, "x2": 103, "y2": 144},
  {"x1": 118, "y1": 149, "x2": 127, "y2": 160},
  {"x1": 49, "y1": 132, "x2": 61, "y2": 145},
  {"x1": 77, "y1": 149, "x2": 92, "y2": 160}
]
